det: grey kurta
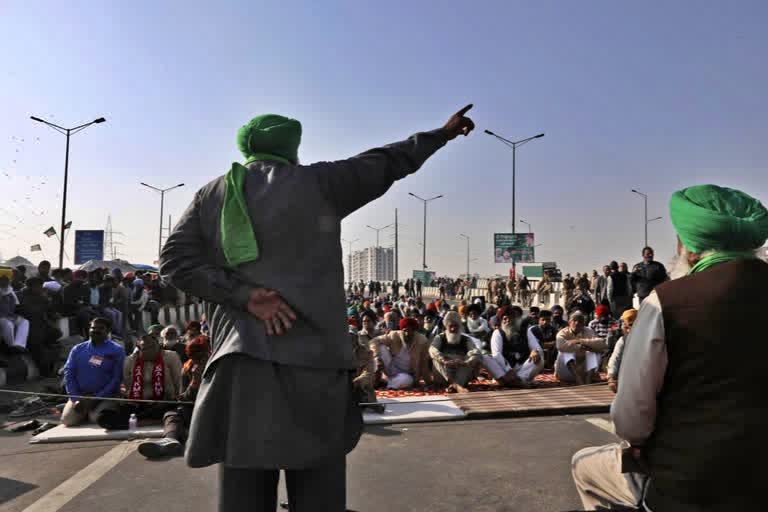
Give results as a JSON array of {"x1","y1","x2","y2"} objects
[{"x1": 160, "y1": 129, "x2": 449, "y2": 468}]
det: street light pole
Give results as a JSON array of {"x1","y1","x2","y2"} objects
[
  {"x1": 366, "y1": 223, "x2": 394, "y2": 247},
  {"x1": 485, "y1": 130, "x2": 545, "y2": 234},
  {"x1": 460, "y1": 234, "x2": 470, "y2": 278},
  {"x1": 141, "y1": 183, "x2": 185, "y2": 262},
  {"x1": 520, "y1": 219, "x2": 532, "y2": 234},
  {"x1": 409, "y1": 192, "x2": 443, "y2": 270},
  {"x1": 631, "y1": 189, "x2": 663, "y2": 248},
  {"x1": 31, "y1": 115, "x2": 106, "y2": 268}
]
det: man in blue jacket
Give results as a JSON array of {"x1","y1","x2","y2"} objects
[{"x1": 62, "y1": 317, "x2": 125, "y2": 426}]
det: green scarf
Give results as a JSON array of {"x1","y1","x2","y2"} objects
[
  {"x1": 688, "y1": 250, "x2": 757, "y2": 275},
  {"x1": 220, "y1": 115, "x2": 302, "y2": 267}
]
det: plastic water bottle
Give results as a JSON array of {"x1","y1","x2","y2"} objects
[{"x1": 128, "y1": 413, "x2": 138, "y2": 432}]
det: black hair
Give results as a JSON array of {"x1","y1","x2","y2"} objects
[
  {"x1": 91, "y1": 317, "x2": 112, "y2": 330},
  {"x1": 609, "y1": 261, "x2": 619, "y2": 270},
  {"x1": 551, "y1": 305, "x2": 564, "y2": 312},
  {"x1": 529, "y1": 306, "x2": 540, "y2": 314},
  {"x1": 642, "y1": 246, "x2": 654, "y2": 254},
  {"x1": 25, "y1": 277, "x2": 43, "y2": 288},
  {"x1": 361, "y1": 310, "x2": 377, "y2": 323},
  {"x1": 510, "y1": 305, "x2": 524, "y2": 316},
  {"x1": 539, "y1": 310, "x2": 553, "y2": 319}
]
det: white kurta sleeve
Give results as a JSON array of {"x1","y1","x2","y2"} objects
[
  {"x1": 490, "y1": 330, "x2": 504, "y2": 358},
  {"x1": 526, "y1": 327, "x2": 544, "y2": 355},
  {"x1": 610, "y1": 291, "x2": 668, "y2": 445}
]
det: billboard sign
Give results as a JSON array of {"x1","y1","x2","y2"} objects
[
  {"x1": 74, "y1": 230, "x2": 105, "y2": 265},
  {"x1": 412, "y1": 270, "x2": 436, "y2": 286},
  {"x1": 494, "y1": 233, "x2": 535, "y2": 264}
]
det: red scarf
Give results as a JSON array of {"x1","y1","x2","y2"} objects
[{"x1": 129, "y1": 351, "x2": 165, "y2": 400}]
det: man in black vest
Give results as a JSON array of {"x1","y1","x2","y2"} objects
[
  {"x1": 429, "y1": 311, "x2": 482, "y2": 393},
  {"x1": 572, "y1": 184, "x2": 768, "y2": 511},
  {"x1": 482, "y1": 305, "x2": 544, "y2": 387},
  {"x1": 606, "y1": 260, "x2": 632, "y2": 317}
]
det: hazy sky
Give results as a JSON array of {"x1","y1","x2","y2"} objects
[{"x1": 2, "y1": 1, "x2": 766, "y2": 277}]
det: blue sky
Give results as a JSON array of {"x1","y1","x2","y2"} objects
[{"x1": 2, "y1": 1, "x2": 766, "y2": 277}]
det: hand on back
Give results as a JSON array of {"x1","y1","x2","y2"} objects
[{"x1": 247, "y1": 288, "x2": 297, "y2": 336}]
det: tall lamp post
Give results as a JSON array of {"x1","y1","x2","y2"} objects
[
  {"x1": 520, "y1": 219, "x2": 532, "y2": 234},
  {"x1": 631, "y1": 189, "x2": 663, "y2": 248},
  {"x1": 31, "y1": 115, "x2": 106, "y2": 268},
  {"x1": 409, "y1": 192, "x2": 443, "y2": 269},
  {"x1": 460, "y1": 233, "x2": 471, "y2": 278},
  {"x1": 366, "y1": 223, "x2": 393, "y2": 247},
  {"x1": 485, "y1": 130, "x2": 544, "y2": 233},
  {"x1": 341, "y1": 237, "x2": 359, "y2": 283},
  {"x1": 141, "y1": 182, "x2": 185, "y2": 262}
]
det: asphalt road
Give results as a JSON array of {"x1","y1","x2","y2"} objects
[{"x1": 0, "y1": 414, "x2": 616, "y2": 512}]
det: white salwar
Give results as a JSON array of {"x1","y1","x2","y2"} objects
[{"x1": 482, "y1": 328, "x2": 544, "y2": 384}]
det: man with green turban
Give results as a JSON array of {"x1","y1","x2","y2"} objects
[
  {"x1": 160, "y1": 106, "x2": 475, "y2": 511},
  {"x1": 572, "y1": 184, "x2": 768, "y2": 511}
]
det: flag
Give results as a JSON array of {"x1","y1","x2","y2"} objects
[
  {"x1": 64, "y1": 221, "x2": 72, "y2": 229},
  {"x1": 44, "y1": 227, "x2": 56, "y2": 237},
  {"x1": 30, "y1": 244, "x2": 42, "y2": 252}
]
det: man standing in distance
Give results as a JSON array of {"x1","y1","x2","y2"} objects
[
  {"x1": 160, "y1": 105, "x2": 475, "y2": 511},
  {"x1": 630, "y1": 246, "x2": 668, "y2": 304}
]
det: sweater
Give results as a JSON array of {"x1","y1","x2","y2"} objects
[{"x1": 64, "y1": 339, "x2": 126, "y2": 398}]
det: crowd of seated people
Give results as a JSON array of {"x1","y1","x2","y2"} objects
[
  {"x1": 1, "y1": 260, "x2": 194, "y2": 377},
  {"x1": 62, "y1": 316, "x2": 210, "y2": 458}
]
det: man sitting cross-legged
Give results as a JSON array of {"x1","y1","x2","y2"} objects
[
  {"x1": 97, "y1": 334, "x2": 182, "y2": 437},
  {"x1": 429, "y1": 311, "x2": 483, "y2": 393},
  {"x1": 483, "y1": 306, "x2": 545, "y2": 387},
  {"x1": 61, "y1": 317, "x2": 125, "y2": 426},
  {"x1": 138, "y1": 335, "x2": 211, "y2": 458},
  {"x1": 555, "y1": 311, "x2": 607, "y2": 385},
  {"x1": 370, "y1": 317, "x2": 431, "y2": 389}
]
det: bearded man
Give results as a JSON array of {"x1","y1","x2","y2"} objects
[
  {"x1": 429, "y1": 311, "x2": 483, "y2": 393},
  {"x1": 483, "y1": 306, "x2": 543, "y2": 387},
  {"x1": 371, "y1": 317, "x2": 431, "y2": 390},
  {"x1": 572, "y1": 184, "x2": 768, "y2": 511},
  {"x1": 160, "y1": 106, "x2": 475, "y2": 511}
]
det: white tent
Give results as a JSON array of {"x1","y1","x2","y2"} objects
[
  {"x1": 77, "y1": 259, "x2": 136, "y2": 273},
  {"x1": 1, "y1": 256, "x2": 37, "y2": 275}
]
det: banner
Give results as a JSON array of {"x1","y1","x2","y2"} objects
[
  {"x1": 30, "y1": 244, "x2": 42, "y2": 252},
  {"x1": 412, "y1": 270, "x2": 435, "y2": 286},
  {"x1": 44, "y1": 227, "x2": 56, "y2": 238},
  {"x1": 494, "y1": 233, "x2": 535, "y2": 264},
  {"x1": 74, "y1": 230, "x2": 105, "y2": 264}
]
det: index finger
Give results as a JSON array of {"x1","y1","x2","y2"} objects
[{"x1": 455, "y1": 104, "x2": 473, "y2": 117}]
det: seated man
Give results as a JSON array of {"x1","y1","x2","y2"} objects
[
  {"x1": 0, "y1": 274, "x2": 30, "y2": 350},
  {"x1": 550, "y1": 304, "x2": 568, "y2": 332},
  {"x1": 555, "y1": 311, "x2": 607, "y2": 385},
  {"x1": 588, "y1": 305, "x2": 614, "y2": 341},
  {"x1": 520, "y1": 306, "x2": 540, "y2": 336},
  {"x1": 607, "y1": 308, "x2": 637, "y2": 394},
  {"x1": 161, "y1": 325, "x2": 187, "y2": 364},
  {"x1": 483, "y1": 306, "x2": 545, "y2": 387},
  {"x1": 61, "y1": 318, "x2": 125, "y2": 426},
  {"x1": 99, "y1": 333, "x2": 183, "y2": 431},
  {"x1": 422, "y1": 309, "x2": 439, "y2": 340},
  {"x1": 138, "y1": 335, "x2": 211, "y2": 458},
  {"x1": 60, "y1": 270, "x2": 96, "y2": 338},
  {"x1": 572, "y1": 184, "x2": 768, "y2": 511},
  {"x1": 465, "y1": 303, "x2": 491, "y2": 348},
  {"x1": 528, "y1": 310, "x2": 558, "y2": 370},
  {"x1": 429, "y1": 311, "x2": 483, "y2": 393},
  {"x1": 356, "y1": 310, "x2": 381, "y2": 345},
  {"x1": 371, "y1": 318, "x2": 430, "y2": 389},
  {"x1": 347, "y1": 328, "x2": 383, "y2": 413}
]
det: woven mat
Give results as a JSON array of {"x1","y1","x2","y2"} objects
[
  {"x1": 375, "y1": 370, "x2": 607, "y2": 400},
  {"x1": 449, "y1": 383, "x2": 614, "y2": 419}
]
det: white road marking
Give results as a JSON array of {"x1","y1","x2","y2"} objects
[
  {"x1": 585, "y1": 417, "x2": 615, "y2": 434},
  {"x1": 21, "y1": 441, "x2": 137, "y2": 512}
]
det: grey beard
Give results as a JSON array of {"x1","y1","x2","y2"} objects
[
  {"x1": 669, "y1": 249, "x2": 692, "y2": 280},
  {"x1": 445, "y1": 331, "x2": 463, "y2": 345},
  {"x1": 501, "y1": 325, "x2": 515, "y2": 338}
]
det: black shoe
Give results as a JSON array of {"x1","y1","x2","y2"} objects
[{"x1": 138, "y1": 438, "x2": 183, "y2": 459}]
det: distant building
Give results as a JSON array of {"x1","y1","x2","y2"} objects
[{"x1": 350, "y1": 246, "x2": 394, "y2": 282}]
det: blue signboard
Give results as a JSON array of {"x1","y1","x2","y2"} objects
[{"x1": 74, "y1": 230, "x2": 105, "y2": 264}]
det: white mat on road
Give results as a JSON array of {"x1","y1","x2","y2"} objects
[
  {"x1": 29, "y1": 397, "x2": 464, "y2": 442},
  {"x1": 30, "y1": 424, "x2": 164, "y2": 444},
  {"x1": 364, "y1": 396, "x2": 465, "y2": 425}
]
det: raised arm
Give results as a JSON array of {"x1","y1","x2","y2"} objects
[{"x1": 310, "y1": 105, "x2": 475, "y2": 218}]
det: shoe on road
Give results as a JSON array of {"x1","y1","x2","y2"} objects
[{"x1": 138, "y1": 437, "x2": 183, "y2": 459}]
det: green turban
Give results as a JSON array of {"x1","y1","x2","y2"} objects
[
  {"x1": 670, "y1": 184, "x2": 768, "y2": 254},
  {"x1": 236, "y1": 114, "x2": 302, "y2": 165},
  {"x1": 222, "y1": 115, "x2": 302, "y2": 267}
]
